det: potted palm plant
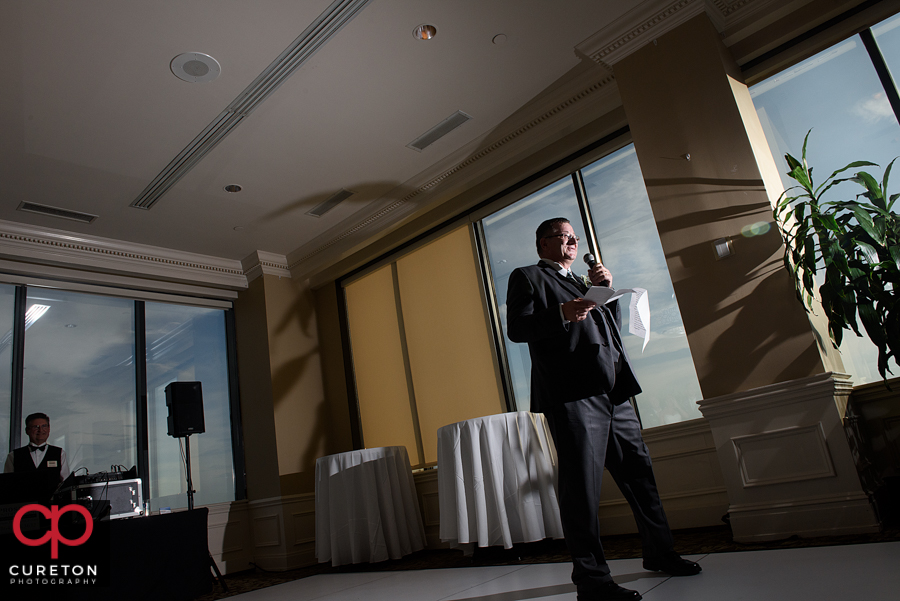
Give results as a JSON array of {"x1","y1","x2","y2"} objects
[
  {"x1": 773, "y1": 130, "x2": 900, "y2": 523},
  {"x1": 773, "y1": 131, "x2": 899, "y2": 382}
]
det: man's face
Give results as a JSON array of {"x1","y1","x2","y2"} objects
[
  {"x1": 26, "y1": 418, "x2": 50, "y2": 446},
  {"x1": 539, "y1": 222, "x2": 579, "y2": 268}
]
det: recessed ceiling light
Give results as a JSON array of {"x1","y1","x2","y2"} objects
[
  {"x1": 413, "y1": 24, "x2": 437, "y2": 41},
  {"x1": 224, "y1": 184, "x2": 242, "y2": 193},
  {"x1": 171, "y1": 52, "x2": 221, "y2": 83},
  {"x1": 492, "y1": 34, "x2": 507, "y2": 45}
]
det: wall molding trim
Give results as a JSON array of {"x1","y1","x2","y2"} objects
[
  {"x1": 697, "y1": 372, "x2": 853, "y2": 419},
  {"x1": 246, "y1": 493, "x2": 317, "y2": 571},
  {"x1": 242, "y1": 250, "x2": 291, "y2": 282},
  {"x1": 699, "y1": 372, "x2": 879, "y2": 542},
  {"x1": 576, "y1": 0, "x2": 788, "y2": 70},
  {"x1": 0, "y1": 218, "x2": 248, "y2": 292}
]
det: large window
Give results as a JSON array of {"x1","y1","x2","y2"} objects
[
  {"x1": 5, "y1": 284, "x2": 240, "y2": 509},
  {"x1": 344, "y1": 226, "x2": 506, "y2": 465},
  {"x1": 482, "y1": 177, "x2": 585, "y2": 412},
  {"x1": 482, "y1": 145, "x2": 702, "y2": 428},
  {"x1": 751, "y1": 12, "x2": 900, "y2": 385},
  {"x1": 22, "y1": 289, "x2": 137, "y2": 474},
  {"x1": 146, "y1": 302, "x2": 234, "y2": 509},
  {"x1": 581, "y1": 148, "x2": 702, "y2": 426}
]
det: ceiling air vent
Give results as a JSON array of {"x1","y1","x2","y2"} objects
[
  {"x1": 407, "y1": 111, "x2": 472, "y2": 152},
  {"x1": 17, "y1": 202, "x2": 97, "y2": 224},
  {"x1": 130, "y1": 0, "x2": 373, "y2": 210},
  {"x1": 307, "y1": 189, "x2": 355, "y2": 217}
]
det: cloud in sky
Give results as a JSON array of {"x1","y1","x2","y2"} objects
[{"x1": 851, "y1": 92, "x2": 894, "y2": 124}]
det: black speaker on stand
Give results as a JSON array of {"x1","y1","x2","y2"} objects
[
  {"x1": 164, "y1": 381, "x2": 227, "y2": 593},
  {"x1": 166, "y1": 381, "x2": 205, "y2": 438}
]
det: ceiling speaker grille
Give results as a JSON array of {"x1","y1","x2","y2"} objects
[
  {"x1": 17, "y1": 201, "x2": 97, "y2": 224},
  {"x1": 407, "y1": 111, "x2": 472, "y2": 152},
  {"x1": 131, "y1": 0, "x2": 373, "y2": 210},
  {"x1": 307, "y1": 189, "x2": 355, "y2": 217}
]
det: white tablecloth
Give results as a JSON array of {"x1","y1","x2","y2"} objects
[
  {"x1": 437, "y1": 411, "x2": 563, "y2": 551},
  {"x1": 315, "y1": 446, "x2": 425, "y2": 566}
]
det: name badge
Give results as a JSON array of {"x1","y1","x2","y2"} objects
[{"x1": 47, "y1": 461, "x2": 58, "y2": 467}]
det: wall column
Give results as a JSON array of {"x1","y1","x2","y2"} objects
[
  {"x1": 612, "y1": 13, "x2": 877, "y2": 540},
  {"x1": 231, "y1": 271, "x2": 353, "y2": 570},
  {"x1": 613, "y1": 13, "x2": 840, "y2": 399}
]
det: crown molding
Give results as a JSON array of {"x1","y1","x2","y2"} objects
[
  {"x1": 0, "y1": 219, "x2": 248, "y2": 291},
  {"x1": 575, "y1": 0, "x2": 780, "y2": 69},
  {"x1": 242, "y1": 251, "x2": 291, "y2": 282},
  {"x1": 576, "y1": 0, "x2": 707, "y2": 69}
]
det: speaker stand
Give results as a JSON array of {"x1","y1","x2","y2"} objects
[
  {"x1": 184, "y1": 434, "x2": 196, "y2": 510},
  {"x1": 182, "y1": 434, "x2": 228, "y2": 593}
]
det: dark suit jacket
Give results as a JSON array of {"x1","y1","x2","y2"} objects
[{"x1": 507, "y1": 261, "x2": 641, "y2": 412}]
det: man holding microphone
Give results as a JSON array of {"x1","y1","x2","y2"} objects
[{"x1": 506, "y1": 218, "x2": 700, "y2": 601}]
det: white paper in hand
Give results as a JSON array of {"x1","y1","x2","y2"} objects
[
  {"x1": 628, "y1": 288, "x2": 650, "y2": 352},
  {"x1": 583, "y1": 286, "x2": 651, "y2": 352}
]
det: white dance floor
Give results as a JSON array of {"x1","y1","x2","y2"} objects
[{"x1": 223, "y1": 541, "x2": 899, "y2": 601}]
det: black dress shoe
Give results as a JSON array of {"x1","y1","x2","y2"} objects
[
  {"x1": 643, "y1": 553, "x2": 701, "y2": 576},
  {"x1": 576, "y1": 580, "x2": 642, "y2": 601}
]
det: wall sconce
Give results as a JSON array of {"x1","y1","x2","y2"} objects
[{"x1": 712, "y1": 237, "x2": 734, "y2": 260}]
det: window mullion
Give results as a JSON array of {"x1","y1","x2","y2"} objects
[
  {"x1": 9, "y1": 285, "x2": 27, "y2": 451},
  {"x1": 860, "y1": 27, "x2": 900, "y2": 124},
  {"x1": 134, "y1": 300, "x2": 150, "y2": 499}
]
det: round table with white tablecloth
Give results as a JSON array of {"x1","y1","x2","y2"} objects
[
  {"x1": 315, "y1": 446, "x2": 425, "y2": 566},
  {"x1": 437, "y1": 411, "x2": 563, "y2": 552}
]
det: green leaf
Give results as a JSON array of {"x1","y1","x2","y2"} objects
[
  {"x1": 881, "y1": 157, "x2": 896, "y2": 196},
  {"x1": 852, "y1": 206, "x2": 884, "y2": 245},
  {"x1": 789, "y1": 164, "x2": 812, "y2": 191},
  {"x1": 856, "y1": 240, "x2": 880, "y2": 266},
  {"x1": 858, "y1": 300, "x2": 886, "y2": 346}
]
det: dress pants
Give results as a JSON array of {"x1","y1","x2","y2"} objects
[{"x1": 544, "y1": 394, "x2": 674, "y2": 593}]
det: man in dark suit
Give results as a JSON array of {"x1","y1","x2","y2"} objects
[
  {"x1": 506, "y1": 218, "x2": 700, "y2": 601},
  {"x1": 3, "y1": 412, "x2": 70, "y2": 482}
]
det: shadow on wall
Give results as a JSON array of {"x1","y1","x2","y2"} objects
[
  {"x1": 269, "y1": 278, "x2": 334, "y2": 493},
  {"x1": 646, "y1": 179, "x2": 824, "y2": 394}
]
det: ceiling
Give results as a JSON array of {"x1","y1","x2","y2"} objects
[{"x1": 0, "y1": 0, "x2": 841, "y2": 288}]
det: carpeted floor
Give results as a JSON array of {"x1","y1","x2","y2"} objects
[{"x1": 195, "y1": 525, "x2": 900, "y2": 600}]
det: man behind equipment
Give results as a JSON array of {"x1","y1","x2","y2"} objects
[
  {"x1": 506, "y1": 218, "x2": 700, "y2": 601},
  {"x1": 4, "y1": 412, "x2": 70, "y2": 482}
]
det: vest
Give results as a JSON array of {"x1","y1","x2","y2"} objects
[{"x1": 13, "y1": 444, "x2": 63, "y2": 481}]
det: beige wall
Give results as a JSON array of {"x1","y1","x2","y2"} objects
[
  {"x1": 262, "y1": 275, "x2": 330, "y2": 495},
  {"x1": 614, "y1": 14, "x2": 830, "y2": 399},
  {"x1": 234, "y1": 273, "x2": 352, "y2": 497},
  {"x1": 233, "y1": 276, "x2": 281, "y2": 501}
]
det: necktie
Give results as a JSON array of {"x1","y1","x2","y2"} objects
[
  {"x1": 29, "y1": 444, "x2": 47, "y2": 452},
  {"x1": 566, "y1": 271, "x2": 588, "y2": 294}
]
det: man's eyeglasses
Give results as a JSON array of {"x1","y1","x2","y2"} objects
[
  {"x1": 27, "y1": 424, "x2": 50, "y2": 431},
  {"x1": 543, "y1": 234, "x2": 580, "y2": 243}
]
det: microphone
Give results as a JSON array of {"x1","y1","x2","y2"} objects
[{"x1": 583, "y1": 253, "x2": 611, "y2": 287}]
